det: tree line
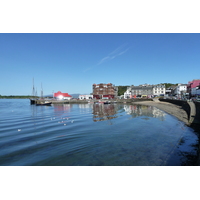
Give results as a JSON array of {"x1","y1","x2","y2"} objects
[{"x1": 0, "y1": 95, "x2": 39, "y2": 99}]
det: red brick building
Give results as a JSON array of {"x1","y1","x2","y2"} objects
[{"x1": 92, "y1": 83, "x2": 118, "y2": 99}]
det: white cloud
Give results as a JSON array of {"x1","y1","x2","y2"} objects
[
  {"x1": 97, "y1": 44, "x2": 129, "y2": 65},
  {"x1": 83, "y1": 44, "x2": 129, "y2": 72},
  {"x1": 97, "y1": 56, "x2": 110, "y2": 65}
]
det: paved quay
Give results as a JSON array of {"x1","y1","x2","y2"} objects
[{"x1": 131, "y1": 99, "x2": 190, "y2": 125}]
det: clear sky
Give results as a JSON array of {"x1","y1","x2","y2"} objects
[{"x1": 1, "y1": 33, "x2": 200, "y2": 96}]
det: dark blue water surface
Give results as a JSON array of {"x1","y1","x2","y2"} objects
[{"x1": 0, "y1": 99, "x2": 198, "y2": 166}]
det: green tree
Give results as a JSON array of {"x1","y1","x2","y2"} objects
[
  {"x1": 161, "y1": 83, "x2": 178, "y2": 88},
  {"x1": 117, "y1": 86, "x2": 129, "y2": 96}
]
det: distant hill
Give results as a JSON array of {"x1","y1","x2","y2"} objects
[{"x1": 69, "y1": 94, "x2": 81, "y2": 98}]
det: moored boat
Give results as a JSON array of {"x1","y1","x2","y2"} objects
[
  {"x1": 30, "y1": 99, "x2": 36, "y2": 105},
  {"x1": 36, "y1": 101, "x2": 52, "y2": 106},
  {"x1": 103, "y1": 101, "x2": 111, "y2": 104}
]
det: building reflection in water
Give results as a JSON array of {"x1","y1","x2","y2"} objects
[
  {"x1": 78, "y1": 103, "x2": 93, "y2": 114},
  {"x1": 123, "y1": 104, "x2": 166, "y2": 121},
  {"x1": 53, "y1": 104, "x2": 72, "y2": 117},
  {"x1": 92, "y1": 104, "x2": 118, "y2": 122}
]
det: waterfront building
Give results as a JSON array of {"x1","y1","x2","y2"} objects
[
  {"x1": 79, "y1": 94, "x2": 93, "y2": 100},
  {"x1": 130, "y1": 84, "x2": 154, "y2": 98},
  {"x1": 174, "y1": 84, "x2": 187, "y2": 98},
  {"x1": 165, "y1": 85, "x2": 177, "y2": 96},
  {"x1": 152, "y1": 84, "x2": 166, "y2": 96},
  {"x1": 124, "y1": 84, "x2": 166, "y2": 98},
  {"x1": 188, "y1": 79, "x2": 200, "y2": 97},
  {"x1": 54, "y1": 91, "x2": 72, "y2": 100},
  {"x1": 124, "y1": 87, "x2": 131, "y2": 99},
  {"x1": 92, "y1": 83, "x2": 118, "y2": 99}
]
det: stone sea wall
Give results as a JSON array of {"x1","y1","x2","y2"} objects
[{"x1": 194, "y1": 101, "x2": 200, "y2": 125}]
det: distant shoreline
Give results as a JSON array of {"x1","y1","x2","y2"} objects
[{"x1": 0, "y1": 97, "x2": 35, "y2": 99}]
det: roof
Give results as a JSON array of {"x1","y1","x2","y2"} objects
[
  {"x1": 188, "y1": 80, "x2": 200, "y2": 88},
  {"x1": 54, "y1": 91, "x2": 72, "y2": 97}
]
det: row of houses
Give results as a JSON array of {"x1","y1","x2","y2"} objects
[
  {"x1": 124, "y1": 79, "x2": 200, "y2": 99},
  {"x1": 53, "y1": 79, "x2": 200, "y2": 100},
  {"x1": 124, "y1": 84, "x2": 166, "y2": 99},
  {"x1": 165, "y1": 80, "x2": 200, "y2": 98}
]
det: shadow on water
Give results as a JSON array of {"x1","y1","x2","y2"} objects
[{"x1": 165, "y1": 135, "x2": 199, "y2": 166}]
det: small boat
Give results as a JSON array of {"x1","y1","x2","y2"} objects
[
  {"x1": 103, "y1": 101, "x2": 111, "y2": 104},
  {"x1": 36, "y1": 101, "x2": 52, "y2": 106},
  {"x1": 30, "y1": 99, "x2": 36, "y2": 105}
]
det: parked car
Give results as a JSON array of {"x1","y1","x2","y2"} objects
[
  {"x1": 190, "y1": 97, "x2": 200, "y2": 102},
  {"x1": 196, "y1": 98, "x2": 200, "y2": 102}
]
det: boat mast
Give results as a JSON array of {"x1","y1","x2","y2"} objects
[
  {"x1": 41, "y1": 83, "x2": 43, "y2": 99},
  {"x1": 32, "y1": 78, "x2": 35, "y2": 98}
]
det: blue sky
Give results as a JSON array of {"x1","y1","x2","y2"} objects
[{"x1": 0, "y1": 33, "x2": 200, "y2": 96}]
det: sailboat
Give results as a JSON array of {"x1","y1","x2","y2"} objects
[
  {"x1": 35, "y1": 83, "x2": 52, "y2": 106},
  {"x1": 30, "y1": 78, "x2": 37, "y2": 104}
]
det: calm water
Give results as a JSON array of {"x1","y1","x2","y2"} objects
[{"x1": 0, "y1": 99, "x2": 198, "y2": 166}]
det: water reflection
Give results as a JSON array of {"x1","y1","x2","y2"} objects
[
  {"x1": 124, "y1": 104, "x2": 166, "y2": 121},
  {"x1": 0, "y1": 100, "x2": 199, "y2": 165},
  {"x1": 93, "y1": 104, "x2": 118, "y2": 122},
  {"x1": 78, "y1": 104, "x2": 92, "y2": 109},
  {"x1": 53, "y1": 104, "x2": 72, "y2": 114}
]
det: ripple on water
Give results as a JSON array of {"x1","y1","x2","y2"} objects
[{"x1": 0, "y1": 100, "x2": 198, "y2": 166}]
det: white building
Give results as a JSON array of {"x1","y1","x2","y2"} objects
[
  {"x1": 79, "y1": 95, "x2": 93, "y2": 100},
  {"x1": 191, "y1": 87, "x2": 200, "y2": 96},
  {"x1": 174, "y1": 84, "x2": 187, "y2": 97},
  {"x1": 124, "y1": 87, "x2": 132, "y2": 99},
  {"x1": 124, "y1": 84, "x2": 166, "y2": 98},
  {"x1": 153, "y1": 84, "x2": 165, "y2": 96}
]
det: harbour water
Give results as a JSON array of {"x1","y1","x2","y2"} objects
[{"x1": 0, "y1": 99, "x2": 198, "y2": 166}]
